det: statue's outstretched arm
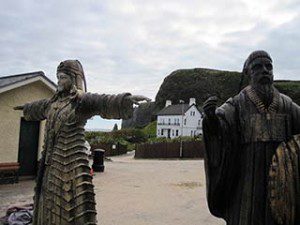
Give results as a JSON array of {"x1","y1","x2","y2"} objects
[
  {"x1": 14, "y1": 99, "x2": 49, "y2": 121},
  {"x1": 202, "y1": 96, "x2": 240, "y2": 218},
  {"x1": 13, "y1": 105, "x2": 24, "y2": 110},
  {"x1": 77, "y1": 92, "x2": 150, "y2": 120}
]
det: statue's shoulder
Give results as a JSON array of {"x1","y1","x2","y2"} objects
[
  {"x1": 74, "y1": 90, "x2": 89, "y2": 102},
  {"x1": 279, "y1": 92, "x2": 293, "y2": 104},
  {"x1": 221, "y1": 93, "x2": 240, "y2": 109},
  {"x1": 216, "y1": 95, "x2": 239, "y2": 120}
]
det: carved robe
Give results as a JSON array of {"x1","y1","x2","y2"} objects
[
  {"x1": 23, "y1": 92, "x2": 132, "y2": 225},
  {"x1": 203, "y1": 86, "x2": 300, "y2": 225}
]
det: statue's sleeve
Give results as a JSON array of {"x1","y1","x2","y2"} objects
[
  {"x1": 23, "y1": 99, "x2": 49, "y2": 121},
  {"x1": 77, "y1": 92, "x2": 133, "y2": 120},
  {"x1": 203, "y1": 97, "x2": 240, "y2": 219},
  {"x1": 291, "y1": 101, "x2": 300, "y2": 135}
]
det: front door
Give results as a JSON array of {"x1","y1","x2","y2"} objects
[{"x1": 18, "y1": 118, "x2": 40, "y2": 176}]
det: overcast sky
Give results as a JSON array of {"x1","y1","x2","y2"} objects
[{"x1": 1, "y1": 0, "x2": 299, "y2": 129}]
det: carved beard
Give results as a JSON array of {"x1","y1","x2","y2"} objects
[
  {"x1": 57, "y1": 76, "x2": 75, "y2": 95},
  {"x1": 252, "y1": 79, "x2": 274, "y2": 107}
]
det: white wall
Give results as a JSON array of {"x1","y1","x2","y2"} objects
[
  {"x1": 157, "y1": 115, "x2": 182, "y2": 138},
  {"x1": 156, "y1": 105, "x2": 203, "y2": 139},
  {"x1": 183, "y1": 105, "x2": 203, "y2": 136}
]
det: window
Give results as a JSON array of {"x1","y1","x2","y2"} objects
[
  {"x1": 157, "y1": 129, "x2": 160, "y2": 135},
  {"x1": 172, "y1": 130, "x2": 174, "y2": 136},
  {"x1": 184, "y1": 119, "x2": 186, "y2": 125},
  {"x1": 168, "y1": 118, "x2": 171, "y2": 125},
  {"x1": 176, "y1": 130, "x2": 179, "y2": 136},
  {"x1": 198, "y1": 120, "x2": 201, "y2": 125},
  {"x1": 161, "y1": 129, "x2": 164, "y2": 135}
]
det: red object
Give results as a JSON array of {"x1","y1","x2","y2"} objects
[{"x1": 90, "y1": 168, "x2": 94, "y2": 176}]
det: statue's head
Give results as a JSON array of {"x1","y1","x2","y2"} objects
[
  {"x1": 243, "y1": 50, "x2": 274, "y2": 88},
  {"x1": 56, "y1": 60, "x2": 87, "y2": 94}
]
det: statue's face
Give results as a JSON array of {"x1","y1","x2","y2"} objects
[
  {"x1": 250, "y1": 57, "x2": 273, "y2": 86},
  {"x1": 57, "y1": 72, "x2": 73, "y2": 92}
]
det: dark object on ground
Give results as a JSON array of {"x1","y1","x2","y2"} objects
[
  {"x1": 92, "y1": 149, "x2": 105, "y2": 172},
  {"x1": 203, "y1": 51, "x2": 300, "y2": 225},
  {"x1": 0, "y1": 204, "x2": 33, "y2": 225},
  {"x1": 91, "y1": 142, "x2": 128, "y2": 157},
  {"x1": 135, "y1": 141, "x2": 204, "y2": 159},
  {"x1": 0, "y1": 162, "x2": 20, "y2": 184}
]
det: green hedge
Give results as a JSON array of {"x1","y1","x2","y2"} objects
[{"x1": 85, "y1": 128, "x2": 148, "y2": 147}]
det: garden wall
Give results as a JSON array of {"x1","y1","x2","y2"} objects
[{"x1": 135, "y1": 141, "x2": 204, "y2": 158}]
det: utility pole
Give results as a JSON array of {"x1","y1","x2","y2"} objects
[{"x1": 179, "y1": 100, "x2": 184, "y2": 158}]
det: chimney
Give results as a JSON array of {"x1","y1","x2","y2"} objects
[
  {"x1": 189, "y1": 98, "x2": 196, "y2": 106},
  {"x1": 165, "y1": 100, "x2": 172, "y2": 107}
]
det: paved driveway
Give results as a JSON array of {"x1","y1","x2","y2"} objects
[{"x1": 0, "y1": 152, "x2": 225, "y2": 225}]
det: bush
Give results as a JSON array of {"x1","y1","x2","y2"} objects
[
  {"x1": 85, "y1": 128, "x2": 148, "y2": 147},
  {"x1": 142, "y1": 121, "x2": 157, "y2": 137},
  {"x1": 146, "y1": 135, "x2": 202, "y2": 143}
]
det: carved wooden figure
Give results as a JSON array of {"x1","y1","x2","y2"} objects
[
  {"x1": 202, "y1": 51, "x2": 300, "y2": 225},
  {"x1": 14, "y1": 60, "x2": 150, "y2": 225}
]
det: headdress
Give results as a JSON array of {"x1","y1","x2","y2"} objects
[
  {"x1": 57, "y1": 60, "x2": 87, "y2": 92},
  {"x1": 243, "y1": 50, "x2": 272, "y2": 76},
  {"x1": 239, "y1": 50, "x2": 272, "y2": 92}
]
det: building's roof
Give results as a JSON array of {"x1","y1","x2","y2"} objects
[
  {"x1": 0, "y1": 71, "x2": 56, "y2": 94},
  {"x1": 156, "y1": 104, "x2": 190, "y2": 116},
  {"x1": 196, "y1": 106, "x2": 203, "y2": 113}
]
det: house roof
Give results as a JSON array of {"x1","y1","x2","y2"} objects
[
  {"x1": 0, "y1": 71, "x2": 57, "y2": 94},
  {"x1": 156, "y1": 104, "x2": 190, "y2": 115}
]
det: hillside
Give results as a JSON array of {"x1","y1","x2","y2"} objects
[{"x1": 122, "y1": 68, "x2": 299, "y2": 128}]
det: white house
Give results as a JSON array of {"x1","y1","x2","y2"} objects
[{"x1": 156, "y1": 98, "x2": 203, "y2": 139}]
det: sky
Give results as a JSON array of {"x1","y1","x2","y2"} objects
[{"x1": 0, "y1": 0, "x2": 299, "y2": 129}]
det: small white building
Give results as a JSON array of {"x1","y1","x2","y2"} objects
[
  {"x1": 156, "y1": 98, "x2": 203, "y2": 139},
  {"x1": 0, "y1": 71, "x2": 56, "y2": 176}
]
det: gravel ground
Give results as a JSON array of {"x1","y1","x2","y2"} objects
[{"x1": 0, "y1": 152, "x2": 225, "y2": 225}]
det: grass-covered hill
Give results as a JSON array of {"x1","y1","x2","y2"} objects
[
  {"x1": 122, "y1": 68, "x2": 299, "y2": 128},
  {"x1": 155, "y1": 68, "x2": 300, "y2": 108}
]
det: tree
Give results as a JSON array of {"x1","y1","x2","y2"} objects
[{"x1": 112, "y1": 123, "x2": 118, "y2": 131}]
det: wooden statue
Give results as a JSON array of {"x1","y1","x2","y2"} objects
[
  {"x1": 14, "y1": 60, "x2": 150, "y2": 225},
  {"x1": 202, "y1": 51, "x2": 300, "y2": 225}
]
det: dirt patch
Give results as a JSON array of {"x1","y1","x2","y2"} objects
[{"x1": 171, "y1": 181, "x2": 202, "y2": 189}]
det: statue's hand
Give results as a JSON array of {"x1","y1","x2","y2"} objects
[
  {"x1": 127, "y1": 95, "x2": 151, "y2": 105},
  {"x1": 14, "y1": 105, "x2": 24, "y2": 110},
  {"x1": 203, "y1": 96, "x2": 218, "y2": 118}
]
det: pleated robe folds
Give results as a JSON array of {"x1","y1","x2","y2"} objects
[
  {"x1": 203, "y1": 87, "x2": 300, "y2": 225},
  {"x1": 23, "y1": 92, "x2": 133, "y2": 225}
]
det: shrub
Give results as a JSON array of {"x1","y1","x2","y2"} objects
[{"x1": 85, "y1": 128, "x2": 148, "y2": 146}]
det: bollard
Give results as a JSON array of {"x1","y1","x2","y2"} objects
[{"x1": 92, "y1": 149, "x2": 105, "y2": 172}]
